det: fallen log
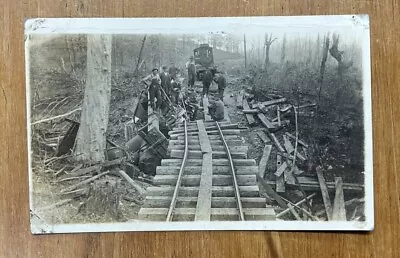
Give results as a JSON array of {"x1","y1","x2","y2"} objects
[
  {"x1": 61, "y1": 170, "x2": 110, "y2": 193},
  {"x1": 118, "y1": 170, "x2": 146, "y2": 196}
]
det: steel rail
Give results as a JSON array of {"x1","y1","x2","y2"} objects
[
  {"x1": 215, "y1": 121, "x2": 245, "y2": 221},
  {"x1": 166, "y1": 119, "x2": 189, "y2": 221}
]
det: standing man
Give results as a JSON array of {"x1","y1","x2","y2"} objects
[
  {"x1": 186, "y1": 56, "x2": 196, "y2": 88},
  {"x1": 202, "y1": 69, "x2": 213, "y2": 97},
  {"x1": 170, "y1": 79, "x2": 181, "y2": 105},
  {"x1": 160, "y1": 65, "x2": 171, "y2": 97},
  {"x1": 168, "y1": 62, "x2": 178, "y2": 81},
  {"x1": 213, "y1": 72, "x2": 226, "y2": 101},
  {"x1": 141, "y1": 67, "x2": 162, "y2": 111}
]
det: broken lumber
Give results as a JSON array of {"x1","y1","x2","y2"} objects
[
  {"x1": 118, "y1": 170, "x2": 146, "y2": 196},
  {"x1": 287, "y1": 204, "x2": 302, "y2": 220},
  {"x1": 256, "y1": 98, "x2": 286, "y2": 109},
  {"x1": 276, "y1": 154, "x2": 285, "y2": 193},
  {"x1": 276, "y1": 193, "x2": 316, "y2": 218},
  {"x1": 242, "y1": 99, "x2": 256, "y2": 126},
  {"x1": 332, "y1": 177, "x2": 346, "y2": 220},
  {"x1": 258, "y1": 145, "x2": 272, "y2": 178},
  {"x1": 285, "y1": 132, "x2": 309, "y2": 148},
  {"x1": 316, "y1": 167, "x2": 333, "y2": 220},
  {"x1": 242, "y1": 109, "x2": 259, "y2": 114},
  {"x1": 257, "y1": 131, "x2": 271, "y2": 143},
  {"x1": 283, "y1": 135, "x2": 306, "y2": 161},
  {"x1": 274, "y1": 161, "x2": 288, "y2": 177},
  {"x1": 257, "y1": 113, "x2": 275, "y2": 129}
]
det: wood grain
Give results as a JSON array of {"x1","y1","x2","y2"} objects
[{"x1": 0, "y1": 0, "x2": 399, "y2": 257}]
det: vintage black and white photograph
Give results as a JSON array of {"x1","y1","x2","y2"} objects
[{"x1": 25, "y1": 16, "x2": 373, "y2": 233}]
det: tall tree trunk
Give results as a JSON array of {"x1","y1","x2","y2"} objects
[
  {"x1": 244, "y1": 34, "x2": 247, "y2": 69},
  {"x1": 329, "y1": 33, "x2": 344, "y2": 79},
  {"x1": 135, "y1": 35, "x2": 147, "y2": 74},
  {"x1": 281, "y1": 34, "x2": 286, "y2": 65},
  {"x1": 75, "y1": 34, "x2": 112, "y2": 163}
]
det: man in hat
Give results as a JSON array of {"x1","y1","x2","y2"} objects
[
  {"x1": 160, "y1": 65, "x2": 171, "y2": 98},
  {"x1": 202, "y1": 69, "x2": 213, "y2": 97},
  {"x1": 213, "y1": 72, "x2": 226, "y2": 101},
  {"x1": 186, "y1": 56, "x2": 196, "y2": 88},
  {"x1": 141, "y1": 67, "x2": 162, "y2": 111}
]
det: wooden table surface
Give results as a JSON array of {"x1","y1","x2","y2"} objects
[{"x1": 0, "y1": 0, "x2": 399, "y2": 257}]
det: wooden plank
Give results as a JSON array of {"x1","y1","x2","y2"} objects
[
  {"x1": 332, "y1": 177, "x2": 347, "y2": 221},
  {"x1": 236, "y1": 91, "x2": 244, "y2": 109},
  {"x1": 169, "y1": 139, "x2": 244, "y2": 146},
  {"x1": 156, "y1": 166, "x2": 258, "y2": 175},
  {"x1": 161, "y1": 159, "x2": 256, "y2": 167},
  {"x1": 256, "y1": 174, "x2": 288, "y2": 209},
  {"x1": 276, "y1": 154, "x2": 285, "y2": 193},
  {"x1": 285, "y1": 132, "x2": 309, "y2": 148},
  {"x1": 257, "y1": 131, "x2": 271, "y2": 143},
  {"x1": 316, "y1": 166, "x2": 333, "y2": 220},
  {"x1": 170, "y1": 145, "x2": 248, "y2": 153},
  {"x1": 283, "y1": 135, "x2": 295, "y2": 153},
  {"x1": 256, "y1": 98, "x2": 287, "y2": 108},
  {"x1": 242, "y1": 109, "x2": 259, "y2": 114},
  {"x1": 146, "y1": 186, "x2": 261, "y2": 197},
  {"x1": 139, "y1": 208, "x2": 275, "y2": 221},
  {"x1": 195, "y1": 152, "x2": 213, "y2": 221},
  {"x1": 287, "y1": 203, "x2": 302, "y2": 220},
  {"x1": 242, "y1": 99, "x2": 256, "y2": 125},
  {"x1": 257, "y1": 113, "x2": 275, "y2": 129},
  {"x1": 274, "y1": 161, "x2": 288, "y2": 177},
  {"x1": 177, "y1": 135, "x2": 240, "y2": 141},
  {"x1": 258, "y1": 145, "x2": 272, "y2": 178},
  {"x1": 196, "y1": 120, "x2": 212, "y2": 153},
  {"x1": 283, "y1": 166, "x2": 296, "y2": 185},
  {"x1": 170, "y1": 129, "x2": 241, "y2": 139},
  {"x1": 170, "y1": 150, "x2": 247, "y2": 159},
  {"x1": 142, "y1": 196, "x2": 266, "y2": 209},
  {"x1": 276, "y1": 193, "x2": 316, "y2": 218},
  {"x1": 211, "y1": 208, "x2": 276, "y2": 221},
  {"x1": 169, "y1": 123, "x2": 239, "y2": 135},
  {"x1": 270, "y1": 133, "x2": 285, "y2": 152}
]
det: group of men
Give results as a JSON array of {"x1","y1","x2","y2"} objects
[
  {"x1": 141, "y1": 63, "x2": 181, "y2": 111},
  {"x1": 141, "y1": 56, "x2": 226, "y2": 121}
]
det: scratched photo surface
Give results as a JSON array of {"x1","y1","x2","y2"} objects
[{"x1": 25, "y1": 16, "x2": 372, "y2": 234}]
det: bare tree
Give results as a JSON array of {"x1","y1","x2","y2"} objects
[
  {"x1": 74, "y1": 34, "x2": 112, "y2": 163},
  {"x1": 264, "y1": 33, "x2": 277, "y2": 70},
  {"x1": 329, "y1": 33, "x2": 345, "y2": 79},
  {"x1": 280, "y1": 34, "x2": 286, "y2": 65},
  {"x1": 134, "y1": 35, "x2": 147, "y2": 74}
]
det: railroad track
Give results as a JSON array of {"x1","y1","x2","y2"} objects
[{"x1": 138, "y1": 119, "x2": 276, "y2": 221}]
